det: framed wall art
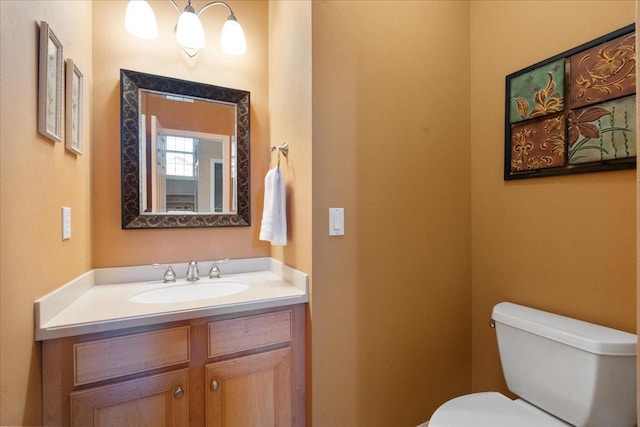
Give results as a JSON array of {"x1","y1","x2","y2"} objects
[
  {"x1": 505, "y1": 24, "x2": 636, "y2": 180},
  {"x1": 38, "y1": 21, "x2": 64, "y2": 142},
  {"x1": 65, "y1": 59, "x2": 83, "y2": 155}
]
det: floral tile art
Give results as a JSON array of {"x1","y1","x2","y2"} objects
[
  {"x1": 568, "y1": 95, "x2": 636, "y2": 165},
  {"x1": 509, "y1": 59, "x2": 565, "y2": 124},
  {"x1": 510, "y1": 115, "x2": 565, "y2": 172},
  {"x1": 504, "y1": 25, "x2": 636, "y2": 179},
  {"x1": 570, "y1": 33, "x2": 636, "y2": 109}
]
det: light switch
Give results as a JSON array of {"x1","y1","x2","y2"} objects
[
  {"x1": 62, "y1": 207, "x2": 71, "y2": 240},
  {"x1": 329, "y1": 208, "x2": 344, "y2": 236}
]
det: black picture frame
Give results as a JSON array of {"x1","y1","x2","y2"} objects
[{"x1": 504, "y1": 24, "x2": 636, "y2": 180}]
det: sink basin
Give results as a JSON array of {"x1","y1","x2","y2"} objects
[{"x1": 130, "y1": 281, "x2": 249, "y2": 304}]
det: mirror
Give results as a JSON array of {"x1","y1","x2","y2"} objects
[{"x1": 120, "y1": 69, "x2": 250, "y2": 229}]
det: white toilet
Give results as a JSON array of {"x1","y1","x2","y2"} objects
[{"x1": 429, "y1": 302, "x2": 638, "y2": 427}]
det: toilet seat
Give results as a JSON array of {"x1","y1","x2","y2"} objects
[{"x1": 429, "y1": 392, "x2": 570, "y2": 427}]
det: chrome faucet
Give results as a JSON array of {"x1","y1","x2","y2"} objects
[
  {"x1": 209, "y1": 259, "x2": 229, "y2": 279},
  {"x1": 152, "y1": 264, "x2": 177, "y2": 283},
  {"x1": 186, "y1": 261, "x2": 200, "y2": 281}
]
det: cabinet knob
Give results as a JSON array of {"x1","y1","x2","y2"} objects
[
  {"x1": 210, "y1": 379, "x2": 220, "y2": 391},
  {"x1": 174, "y1": 386, "x2": 185, "y2": 399}
]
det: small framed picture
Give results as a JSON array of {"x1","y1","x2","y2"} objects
[
  {"x1": 38, "y1": 21, "x2": 63, "y2": 142},
  {"x1": 65, "y1": 59, "x2": 83, "y2": 155}
]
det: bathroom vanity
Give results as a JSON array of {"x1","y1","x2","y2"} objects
[{"x1": 36, "y1": 258, "x2": 308, "y2": 426}]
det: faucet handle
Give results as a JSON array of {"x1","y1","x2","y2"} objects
[
  {"x1": 152, "y1": 264, "x2": 176, "y2": 282},
  {"x1": 186, "y1": 260, "x2": 200, "y2": 281},
  {"x1": 209, "y1": 259, "x2": 229, "y2": 279}
]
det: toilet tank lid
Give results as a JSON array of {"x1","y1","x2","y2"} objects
[{"x1": 492, "y1": 302, "x2": 637, "y2": 356}]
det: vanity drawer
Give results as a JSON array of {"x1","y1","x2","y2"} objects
[
  {"x1": 74, "y1": 326, "x2": 191, "y2": 386},
  {"x1": 208, "y1": 310, "x2": 292, "y2": 358}
]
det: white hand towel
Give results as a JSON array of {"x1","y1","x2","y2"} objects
[{"x1": 259, "y1": 167, "x2": 287, "y2": 245}]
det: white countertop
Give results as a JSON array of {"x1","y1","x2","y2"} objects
[{"x1": 35, "y1": 257, "x2": 308, "y2": 340}]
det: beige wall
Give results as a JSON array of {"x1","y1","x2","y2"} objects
[
  {"x1": 311, "y1": 2, "x2": 472, "y2": 425},
  {"x1": 267, "y1": 2, "x2": 313, "y2": 422},
  {"x1": 91, "y1": 0, "x2": 270, "y2": 267},
  {"x1": 0, "y1": 2, "x2": 93, "y2": 424},
  {"x1": 268, "y1": 0, "x2": 313, "y2": 277},
  {"x1": 470, "y1": 0, "x2": 637, "y2": 395}
]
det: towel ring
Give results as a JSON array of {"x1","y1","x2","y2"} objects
[{"x1": 271, "y1": 142, "x2": 289, "y2": 167}]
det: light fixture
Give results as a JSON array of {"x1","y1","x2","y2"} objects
[
  {"x1": 175, "y1": 3, "x2": 205, "y2": 50},
  {"x1": 124, "y1": 0, "x2": 247, "y2": 57},
  {"x1": 220, "y1": 12, "x2": 246, "y2": 55},
  {"x1": 124, "y1": 0, "x2": 158, "y2": 40}
]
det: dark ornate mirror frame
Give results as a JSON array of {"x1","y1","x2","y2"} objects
[{"x1": 120, "y1": 69, "x2": 250, "y2": 229}]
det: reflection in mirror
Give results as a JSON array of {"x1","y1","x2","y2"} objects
[
  {"x1": 120, "y1": 69, "x2": 250, "y2": 229},
  {"x1": 140, "y1": 91, "x2": 237, "y2": 214}
]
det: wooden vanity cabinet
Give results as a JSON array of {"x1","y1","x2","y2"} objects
[
  {"x1": 70, "y1": 369, "x2": 190, "y2": 426},
  {"x1": 205, "y1": 310, "x2": 295, "y2": 427},
  {"x1": 205, "y1": 348, "x2": 292, "y2": 427},
  {"x1": 42, "y1": 305, "x2": 305, "y2": 427}
]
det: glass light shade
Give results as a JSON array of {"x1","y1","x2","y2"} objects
[
  {"x1": 221, "y1": 17, "x2": 247, "y2": 55},
  {"x1": 124, "y1": 0, "x2": 158, "y2": 40},
  {"x1": 175, "y1": 11, "x2": 205, "y2": 50}
]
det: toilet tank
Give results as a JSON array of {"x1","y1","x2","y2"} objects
[{"x1": 492, "y1": 302, "x2": 637, "y2": 427}]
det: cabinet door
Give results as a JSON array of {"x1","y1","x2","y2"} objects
[
  {"x1": 206, "y1": 348, "x2": 292, "y2": 427},
  {"x1": 70, "y1": 369, "x2": 189, "y2": 427}
]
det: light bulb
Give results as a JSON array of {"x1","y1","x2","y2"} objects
[
  {"x1": 221, "y1": 15, "x2": 247, "y2": 55},
  {"x1": 124, "y1": 0, "x2": 158, "y2": 40},
  {"x1": 175, "y1": 11, "x2": 205, "y2": 50}
]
